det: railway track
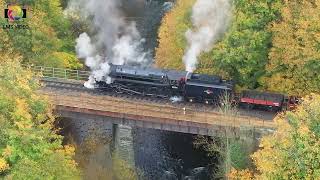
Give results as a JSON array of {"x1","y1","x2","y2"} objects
[
  {"x1": 41, "y1": 78, "x2": 277, "y2": 121},
  {"x1": 42, "y1": 78, "x2": 221, "y2": 111}
]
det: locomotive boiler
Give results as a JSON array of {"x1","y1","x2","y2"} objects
[{"x1": 105, "y1": 64, "x2": 172, "y2": 98}]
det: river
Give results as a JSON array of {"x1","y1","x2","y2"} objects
[
  {"x1": 58, "y1": 117, "x2": 219, "y2": 180},
  {"x1": 58, "y1": 1, "x2": 219, "y2": 179}
]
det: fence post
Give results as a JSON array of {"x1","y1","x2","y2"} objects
[
  {"x1": 52, "y1": 68, "x2": 55, "y2": 78},
  {"x1": 65, "y1": 69, "x2": 67, "y2": 79},
  {"x1": 205, "y1": 109, "x2": 207, "y2": 124},
  {"x1": 77, "y1": 70, "x2": 79, "y2": 80}
]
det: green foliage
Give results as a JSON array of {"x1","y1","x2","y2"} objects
[
  {"x1": 201, "y1": 0, "x2": 282, "y2": 89},
  {"x1": 194, "y1": 95, "x2": 253, "y2": 178},
  {"x1": 194, "y1": 136, "x2": 253, "y2": 178},
  {"x1": 229, "y1": 141, "x2": 250, "y2": 170},
  {"x1": 230, "y1": 94, "x2": 320, "y2": 179},
  {"x1": 156, "y1": 0, "x2": 282, "y2": 89},
  {"x1": 157, "y1": 0, "x2": 320, "y2": 94},
  {"x1": 0, "y1": 0, "x2": 82, "y2": 69},
  {"x1": 250, "y1": 94, "x2": 320, "y2": 179},
  {"x1": 0, "y1": 58, "x2": 80, "y2": 179}
]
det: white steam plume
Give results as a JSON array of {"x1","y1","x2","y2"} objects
[
  {"x1": 76, "y1": 33, "x2": 111, "y2": 88},
  {"x1": 68, "y1": 0, "x2": 150, "y2": 88},
  {"x1": 183, "y1": 0, "x2": 232, "y2": 72}
]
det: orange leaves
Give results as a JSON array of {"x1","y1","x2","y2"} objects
[
  {"x1": 229, "y1": 94, "x2": 320, "y2": 179},
  {"x1": 2, "y1": 146, "x2": 12, "y2": 159},
  {"x1": 155, "y1": 0, "x2": 195, "y2": 70},
  {"x1": 264, "y1": 0, "x2": 320, "y2": 96},
  {"x1": 0, "y1": 158, "x2": 9, "y2": 173},
  {"x1": 250, "y1": 94, "x2": 320, "y2": 179},
  {"x1": 228, "y1": 168, "x2": 253, "y2": 180}
]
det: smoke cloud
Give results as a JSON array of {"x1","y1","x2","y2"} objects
[
  {"x1": 68, "y1": 0, "x2": 151, "y2": 88},
  {"x1": 183, "y1": 0, "x2": 232, "y2": 72}
]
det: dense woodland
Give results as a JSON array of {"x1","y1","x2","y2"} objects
[
  {"x1": 156, "y1": 0, "x2": 320, "y2": 96},
  {"x1": 0, "y1": 0, "x2": 320, "y2": 179},
  {"x1": 0, "y1": 0, "x2": 82, "y2": 69},
  {"x1": 156, "y1": 1, "x2": 320, "y2": 178},
  {"x1": 0, "y1": 0, "x2": 137, "y2": 179}
]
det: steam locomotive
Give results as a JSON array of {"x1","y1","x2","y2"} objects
[{"x1": 95, "y1": 64, "x2": 299, "y2": 111}]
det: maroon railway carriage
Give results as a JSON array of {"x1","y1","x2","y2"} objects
[{"x1": 239, "y1": 90, "x2": 298, "y2": 111}]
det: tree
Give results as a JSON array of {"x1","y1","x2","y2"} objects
[
  {"x1": 252, "y1": 94, "x2": 320, "y2": 179},
  {"x1": 262, "y1": 0, "x2": 320, "y2": 96},
  {"x1": 0, "y1": 56, "x2": 80, "y2": 179},
  {"x1": 0, "y1": 0, "x2": 82, "y2": 69},
  {"x1": 231, "y1": 94, "x2": 320, "y2": 179},
  {"x1": 155, "y1": 0, "x2": 195, "y2": 70},
  {"x1": 156, "y1": 0, "x2": 282, "y2": 89},
  {"x1": 194, "y1": 94, "x2": 254, "y2": 178}
]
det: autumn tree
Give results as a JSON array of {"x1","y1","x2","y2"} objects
[
  {"x1": 155, "y1": 0, "x2": 195, "y2": 70},
  {"x1": 262, "y1": 0, "x2": 320, "y2": 96},
  {"x1": 0, "y1": 56, "x2": 80, "y2": 179},
  {"x1": 0, "y1": 0, "x2": 82, "y2": 69},
  {"x1": 230, "y1": 94, "x2": 320, "y2": 179},
  {"x1": 251, "y1": 94, "x2": 320, "y2": 179},
  {"x1": 156, "y1": 0, "x2": 282, "y2": 89}
]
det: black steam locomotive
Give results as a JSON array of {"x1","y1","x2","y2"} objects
[{"x1": 95, "y1": 64, "x2": 298, "y2": 111}]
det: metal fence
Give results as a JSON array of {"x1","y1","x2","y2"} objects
[
  {"x1": 26, "y1": 65, "x2": 276, "y2": 131},
  {"x1": 24, "y1": 65, "x2": 90, "y2": 81}
]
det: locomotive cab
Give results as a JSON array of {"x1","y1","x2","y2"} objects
[{"x1": 184, "y1": 72, "x2": 234, "y2": 104}]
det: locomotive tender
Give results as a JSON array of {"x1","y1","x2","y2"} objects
[{"x1": 95, "y1": 64, "x2": 297, "y2": 111}]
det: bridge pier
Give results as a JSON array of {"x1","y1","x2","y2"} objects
[{"x1": 112, "y1": 124, "x2": 135, "y2": 167}]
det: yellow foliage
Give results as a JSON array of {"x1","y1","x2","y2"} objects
[
  {"x1": 0, "y1": 56, "x2": 80, "y2": 178},
  {"x1": 0, "y1": 158, "x2": 10, "y2": 173},
  {"x1": 251, "y1": 93, "x2": 320, "y2": 179},
  {"x1": 112, "y1": 154, "x2": 138, "y2": 180},
  {"x1": 155, "y1": 0, "x2": 195, "y2": 70},
  {"x1": 230, "y1": 94, "x2": 320, "y2": 179},
  {"x1": 2, "y1": 146, "x2": 12, "y2": 159},
  {"x1": 0, "y1": 0, "x2": 82, "y2": 69},
  {"x1": 50, "y1": 52, "x2": 83, "y2": 69},
  {"x1": 13, "y1": 99, "x2": 32, "y2": 125},
  {"x1": 63, "y1": 145, "x2": 76, "y2": 157},
  {"x1": 228, "y1": 168, "x2": 253, "y2": 180},
  {"x1": 263, "y1": 0, "x2": 320, "y2": 96}
]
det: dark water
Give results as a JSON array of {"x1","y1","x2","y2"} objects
[
  {"x1": 58, "y1": 117, "x2": 218, "y2": 180},
  {"x1": 58, "y1": 1, "x2": 218, "y2": 179},
  {"x1": 133, "y1": 128, "x2": 216, "y2": 180},
  {"x1": 123, "y1": 0, "x2": 174, "y2": 61}
]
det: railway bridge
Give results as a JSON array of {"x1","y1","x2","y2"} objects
[{"x1": 29, "y1": 65, "x2": 276, "y2": 137}]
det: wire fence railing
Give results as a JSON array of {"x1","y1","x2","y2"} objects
[
  {"x1": 23, "y1": 65, "x2": 90, "y2": 81},
  {"x1": 26, "y1": 65, "x2": 276, "y2": 131}
]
